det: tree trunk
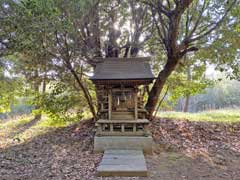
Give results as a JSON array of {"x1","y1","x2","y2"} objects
[
  {"x1": 33, "y1": 70, "x2": 41, "y2": 120},
  {"x1": 153, "y1": 85, "x2": 169, "y2": 119},
  {"x1": 183, "y1": 65, "x2": 191, "y2": 112},
  {"x1": 68, "y1": 66, "x2": 97, "y2": 120},
  {"x1": 183, "y1": 95, "x2": 190, "y2": 112},
  {"x1": 145, "y1": 58, "x2": 179, "y2": 119},
  {"x1": 92, "y1": 3, "x2": 102, "y2": 58},
  {"x1": 34, "y1": 70, "x2": 47, "y2": 120}
]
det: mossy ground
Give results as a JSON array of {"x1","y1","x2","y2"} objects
[{"x1": 158, "y1": 109, "x2": 240, "y2": 123}]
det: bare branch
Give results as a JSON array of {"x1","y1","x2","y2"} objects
[
  {"x1": 179, "y1": 46, "x2": 199, "y2": 58},
  {"x1": 188, "y1": 0, "x2": 237, "y2": 43},
  {"x1": 166, "y1": 0, "x2": 171, "y2": 9},
  {"x1": 186, "y1": 0, "x2": 209, "y2": 39},
  {"x1": 151, "y1": 8, "x2": 166, "y2": 47},
  {"x1": 141, "y1": 0, "x2": 171, "y2": 17},
  {"x1": 174, "y1": 0, "x2": 194, "y2": 14}
]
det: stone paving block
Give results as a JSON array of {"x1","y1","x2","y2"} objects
[{"x1": 97, "y1": 150, "x2": 148, "y2": 177}]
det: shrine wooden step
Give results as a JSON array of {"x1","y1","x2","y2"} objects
[
  {"x1": 111, "y1": 112, "x2": 134, "y2": 120},
  {"x1": 97, "y1": 150, "x2": 148, "y2": 177},
  {"x1": 96, "y1": 119, "x2": 149, "y2": 123}
]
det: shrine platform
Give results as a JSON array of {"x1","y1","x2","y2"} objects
[{"x1": 94, "y1": 136, "x2": 153, "y2": 154}]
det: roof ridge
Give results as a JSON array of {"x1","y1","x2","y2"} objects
[{"x1": 95, "y1": 57, "x2": 151, "y2": 62}]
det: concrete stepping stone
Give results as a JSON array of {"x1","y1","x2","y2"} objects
[{"x1": 97, "y1": 150, "x2": 148, "y2": 177}]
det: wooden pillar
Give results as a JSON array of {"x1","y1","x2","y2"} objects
[
  {"x1": 134, "y1": 87, "x2": 138, "y2": 120},
  {"x1": 121, "y1": 124, "x2": 125, "y2": 132},
  {"x1": 108, "y1": 89, "x2": 112, "y2": 120},
  {"x1": 110, "y1": 123, "x2": 113, "y2": 132},
  {"x1": 133, "y1": 124, "x2": 136, "y2": 132}
]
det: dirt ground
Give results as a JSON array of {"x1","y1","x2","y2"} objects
[{"x1": 0, "y1": 118, "x2": 240, "y2": 180}]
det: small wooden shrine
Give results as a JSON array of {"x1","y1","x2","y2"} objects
[{"x1": 90, "y1": 57, "x2": 154, "y2": 153}]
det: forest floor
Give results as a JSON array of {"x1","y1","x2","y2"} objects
[{"x1": 0, "y1": 111, "x2": 240, "y2": 180}]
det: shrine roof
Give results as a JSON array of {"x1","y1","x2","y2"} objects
[{"x1": 90, "y1": 57, "x2": 155, "y2": 81}]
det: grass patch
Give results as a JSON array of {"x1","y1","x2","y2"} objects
[
  {"x1": 15, "y1": 115, "x2": 84, "y2": 140},
  {"x1": 0, "y1": 114, "x2": 85, "y2": 148},
  {"x1": 158, "y1": 109, "x2": 240, "y2": 123},
  {"x1": 36, "y1": 115, "x2": 82, "y2": 128},
  {"x1": 0, "y1": 115, "x2": 34, "y2": 130}
]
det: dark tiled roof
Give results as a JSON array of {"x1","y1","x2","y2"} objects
[{"x1": 90, "y1": 57, "x2": 154, "y2": 80}]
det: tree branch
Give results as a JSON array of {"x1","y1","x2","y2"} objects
[
  {"x1": 186, "y1": 0, "x2": 208, "y2": 39},
  {"x1": 187, "y1": 0, "x2": 237, "y2": 43},
  {"x1": 141, "y1": 0, "x2": 171, "y2": 17}
]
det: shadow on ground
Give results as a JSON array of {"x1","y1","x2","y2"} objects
[
  {"x1": 8, "y1": 116, "x2": 42, "y2": 140},
  {"x1": 0, "y1": 118, "x2": 240, "y2": 180}
]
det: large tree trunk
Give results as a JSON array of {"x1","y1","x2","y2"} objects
[{"x1": 145, "y1": 58, "x2": 179, "y2": 118}]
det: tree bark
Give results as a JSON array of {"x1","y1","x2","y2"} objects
[
  {"x1": 145, "y1": 57, "x2": 179, "y2": 118},
  {"x1": 92, "y1": 2, "x2": 102, "y2": 58},
  {"x1": 33, "y1": 69, "x2": 42, "y2": 120},
  {"x1": 153, "y1": 85, "x2": 169, "y2": 119},
  {"x1": 67, "y1": 64, "x2": 97, "y2": 120},
  {"x1": 34, "y1": 69, "x2": 47, "y2": 120},
  {"x1": 183, "y1": 65, "x2": 191, "y2": 112},
  {"x1": 183, "y1": 95, "x2": 190, "y2": 112}
]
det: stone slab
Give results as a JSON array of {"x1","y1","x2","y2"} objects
[
  {"x1": 94, "y1": 136, "x2": 153, "y2": 154},
  {"x1": 97, "y1": 150, "x2": 148, "y2": 177}
]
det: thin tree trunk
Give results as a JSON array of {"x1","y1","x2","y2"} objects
[
  {"x1": 33, "y1": 69, "x2": 41, "y2": 120},
  {"x1": 145, "y1": 58, "x2": 179, "y2": 119},
  {"x1": 183, "y1": 58, "x2": 191, "y2": 112},
  {"x1": 153, "y1": 85, "x2": 169, "y2": 119},
  {"x1": 68, "y1": 65, "x2": 97, "y2": 120},
  {"x1": 92, "y1": 3, "x2": 102, "y2": 58},
  {"x1": 34, "y1": 71, "x2": 47, "y2": 120},
  {"x1": 183, "y1": 95, "x2": 190, "y2": 112}
]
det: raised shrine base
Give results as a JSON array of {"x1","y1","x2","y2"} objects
[{"x1": 94, "y1": 136, "x2": 153, "y2": 154}]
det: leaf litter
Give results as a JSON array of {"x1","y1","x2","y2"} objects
[{"x1": 0, "y1": 118, "x2": 239, "y2": 180}]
